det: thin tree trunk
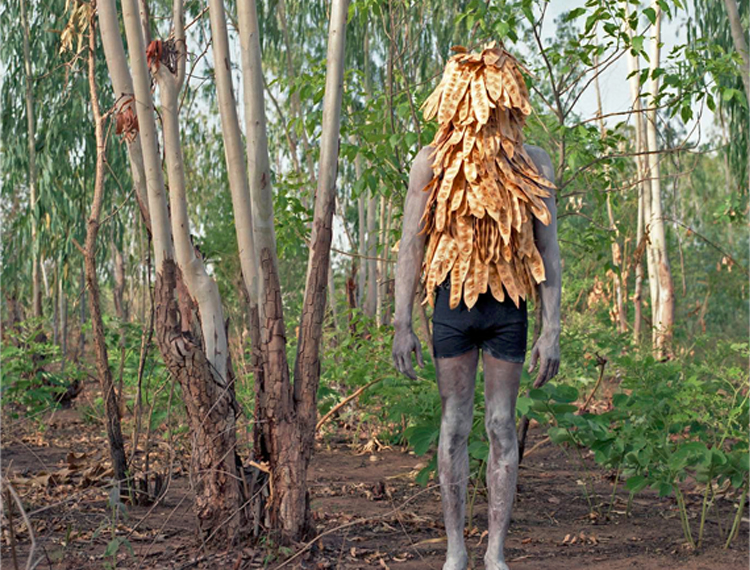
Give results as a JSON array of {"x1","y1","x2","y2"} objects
[
  {"x1": 53, "y1": 269, "x2": 59, "y2": 345},
  {"x1": 724, "y1": 0, "x2": 750, "y2": 100},
  {"x1": 59, "y1": 274, "x2": 67, "y2": 366},
  {"x1": 376, "y1": 194, "x2": 386, "y2": 324},
  {"x1": 78, "y1": 262, "x2": 86, "y2": 361},
  {"x1": 633, "y1": 185, "x2": 644, "y2": 342},
  {"x1": 84, "y1": 6, "x2": 128, "y2": 485},
  {"x1": 328, "y1": 262, "x2": 340, "y2": 333},
  {"x1": 111, "y1": 240, "x2": 127, "y2": 416},
  {"x1": 356, "y1": 148, "x2": 366, "y2": 306},
  {"x1": 97, "y1": 0, "x2": 151, "y2": 231},
  {"x1": 293, "y1": 0, "x2": 350, "y2": 535},
  {"x1": 117, "y1": 0, "x2": 242, "y2": 544},
  {"x1": 20, "y1": 0, "x2": 42, "y2": 319},
  {"x1": 645, "y1": 3, "x2": 674, "y2": 357},
  {"x1": 365, "y1": 194, "x2": 378, "y2": 316},
  {"x1": 363, "y1": 28, "x2": 378, "y2": 318},
  {"x1": 624, "y1": 0, "x2": 652, "y2": 344},
  {"x1": 236, "y1": 0, "x2": 298, "y2": 539},
  {"x1": 593, "y1": 40, "x2": 627, "y2": 333}
]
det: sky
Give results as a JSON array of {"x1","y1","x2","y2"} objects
[{"x1": 540, "y1": 0, "x2": 716, "y2": 143}]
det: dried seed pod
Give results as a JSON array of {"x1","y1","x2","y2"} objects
[{"x1": 420, "y1": 42, "x2": 555, "y2": 309}]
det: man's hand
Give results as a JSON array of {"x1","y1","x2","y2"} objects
[
  {"x1": 527, "y1": 329, "x2": 560, "y2": 388},
  {"x1": 392, "y1": 327, "x2": 425, "y2": 380}
]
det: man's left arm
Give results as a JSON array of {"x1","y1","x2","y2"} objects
[{"x1": 526, "y1": 146, "x2": 561, "y2": 388}]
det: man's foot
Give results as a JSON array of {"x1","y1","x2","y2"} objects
[
  {"x1": 443, "y1": 549, "x2": 468, "y2": 570},
  {"x1": 484, "y1": 554, "x2": 510, "y2": 570}
]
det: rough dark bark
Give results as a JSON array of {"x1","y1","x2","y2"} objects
[
  {"x1": 256, "y1": 247, "x2": 314, "y2": 541},
  {"x1": 154, "y1": 259, "x2": 244, "y2": 546},
  {"x1": 294, "y1": 196, "x2": 336, "y2": 461},
  {"x1": 85, "y1": 251, "x2": 128, "y2": 484},
  {"x1": 112, "y1": 241, "x2": 127, "y2": 416}
]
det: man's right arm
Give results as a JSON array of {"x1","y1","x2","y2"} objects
[{"x1": 392, "y1": 146, "x2": 434, "y2": 379}]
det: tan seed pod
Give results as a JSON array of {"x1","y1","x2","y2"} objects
[
  {"x1": 419, "y1": 42, "x2": 554, "y2": 309},
  {"x1": 471, "y1": 72, "x2": 492, "y2": 126},
  {"x1": 488, "y1": 263, "x2": 506, "y2": 303},
  {"x1": 438, "y1": 62, "x2": 472, "y2": 124}
]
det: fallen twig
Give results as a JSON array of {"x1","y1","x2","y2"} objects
[
  {"x1": 316, "y1": 378, "x2": 382, "y2": 432},
  {"x1": 3, "y1": 479, "x2": 38, "y2": 570}
]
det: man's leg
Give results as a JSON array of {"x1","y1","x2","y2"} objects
[
  {"x1": 436, "y1": 349, "x2": 479, "y2": 570},
  {"x1": 482, "y1": 353, "x2": 523, "y2": 570}
]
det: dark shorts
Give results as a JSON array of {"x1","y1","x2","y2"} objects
[{"x1": 432, "y1": 279, "x2": 528, "y2": 363}]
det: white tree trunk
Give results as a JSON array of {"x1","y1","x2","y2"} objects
[
  {"x1": 158, "y1": 0, "x2": 229, "y2": 383},
  {"x1": 237, "y1": 0, "x2": 283, "y2": 298},
  {"x1": 206, "y1": 0, "x2": 259, "y2": 306},
  {"x1": 645, "y1": 3, "x2": 674, "y2": 355},
  {"x1": 20, "y1": 0, "x2": 42, "y2": 318},
  {"x1": 355, "y1": 143, "x2": 366, "y2": 305},
  {"x1": 120, "y1": 0, "x2": 173, "y2": 268},
  {"x1": 97, "y1": 0, "x2": 151, "y2": 228},
  {"x1": 376, "y1": 195, "x2": 386, "y2": 324},
  {"x1": 624, "y1": 0, "x2": 657, "y2": 343},
  {"x1": 365, "y1": 194, "x2": 378, "y2": 316}
]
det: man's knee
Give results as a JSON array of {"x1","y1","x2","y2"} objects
[
  {"x1": 440, "y1": 407, "x2": 473, "y2": 449},
  {"x1": 485, "y1": 413, "x2": 517, "y2": 459}
]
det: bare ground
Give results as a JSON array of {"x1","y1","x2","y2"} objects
[{"x1": 1, "y1": 381, "x2": 747, "y2": 570}]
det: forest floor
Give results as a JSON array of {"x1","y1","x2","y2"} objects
[{"x1": 1, "y1": 375, "x2": 748, "y2": 570}]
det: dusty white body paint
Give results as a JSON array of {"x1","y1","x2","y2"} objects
[{"x1": 393, "y1": 145, "x2": 561, "y2": 570}]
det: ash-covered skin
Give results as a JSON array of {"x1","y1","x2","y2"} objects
[{"x1": 393, "y1": 144, "x2": 561, "y2": 570}]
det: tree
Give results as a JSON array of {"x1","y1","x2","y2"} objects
[
  {"x1": 644, "y1": 2, "x2": 675, "y2": 356},
  {"x1": 81, "y1": 0, "x2": 128, "y2": 485},
  {"x1": 20, "y1": 0, "x2": 42, "y2": 318},
  {"x1": 99, "y1": 0, "x2": 245, "y2": 544},
  {"x1": 237, "y1": 0, "x2": 350, "y2": 540}
]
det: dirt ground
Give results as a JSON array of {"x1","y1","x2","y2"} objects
[{"x1": 1, "y1": 382, "x2": 748, "y2": 570}]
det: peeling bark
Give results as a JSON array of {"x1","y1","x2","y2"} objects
[{"x1": 154, "y1": 260, "x2": 244, "y2": 543}]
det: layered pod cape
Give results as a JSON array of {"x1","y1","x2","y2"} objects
[{"x1": 419, "y1": 42, "x2": 555, "y2": 310}]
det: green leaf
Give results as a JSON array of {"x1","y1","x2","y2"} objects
[
  {"x1": 625, "y1": 475, "x2": 649, "y2": 493},
  {"x1": 552, "y1": 384, "x2": 579, "y2": 403},
  {"x1": 548, "y1": 427, "x2": 574, "y2": 445},
  {"x1": 563, "y1": 7, "x2": 586, "y2": 22},
  {"x1": 656, "y1": 481, "x2": 673, "y2": 498},
  {"x1": 631, "y1": 35, "x2": 644, "y2": 54},
  {"x1": 643, "y1": 7, "x2": 657, "y2": 25},
  {"x1": 468, "y1": 440, "x2": 489, "y2": 460}
]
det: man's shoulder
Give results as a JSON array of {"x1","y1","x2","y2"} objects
[
  {"x1": 410, "y1": 146, "x2": 435, "y2": 177},
  {"x1": 415, "y1": 145, "x2": 435, "y2": 165},
  {"x1": 523, "y1": 144, "x2": 551, "y2": 163},
  {"x1": 523, "y1": 144, "x2": 555, "y2": 184}
]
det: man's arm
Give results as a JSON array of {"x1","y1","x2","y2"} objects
[
  {"x1": 525, "y1": 146, "x2": 561, "y2": 387},
  {"x1": 392, "y1": 146, "x2": 434, "y2": 379}
]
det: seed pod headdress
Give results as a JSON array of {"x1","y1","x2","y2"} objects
[{"x1": 419, "y1": 41, "x2": 555, "y2": 310}]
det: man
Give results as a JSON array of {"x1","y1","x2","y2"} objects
[{"x1": 392, "y1": 43, "x2": 561, "y2": 570}]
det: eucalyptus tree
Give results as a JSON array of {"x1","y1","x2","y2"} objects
[
  {"x1": 80, "y1": 0, "x2": 128, "y2": 484},
  {"x1": 237, "y1": 0, "x2": 351, "y2": 540},
  {"x1": 20, "y1": 0, "x2": 42, "y2": 318},
  {"x1": 99, "y1": 0, "x2": 245, "y2": 543},
  {"x1": 690, "y1": 0, "x2": 749, "y2": 189},
  {"x1": 643, "y1": 2, "x2": 675, "y2": 355}
]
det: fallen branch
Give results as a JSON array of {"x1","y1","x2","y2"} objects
[
  {"x1": 3, "y1": 479, "x2": 38, "y2": 570},
  {"x1": 316, "y1": 377, "x2": 382, "y2": 432}
]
